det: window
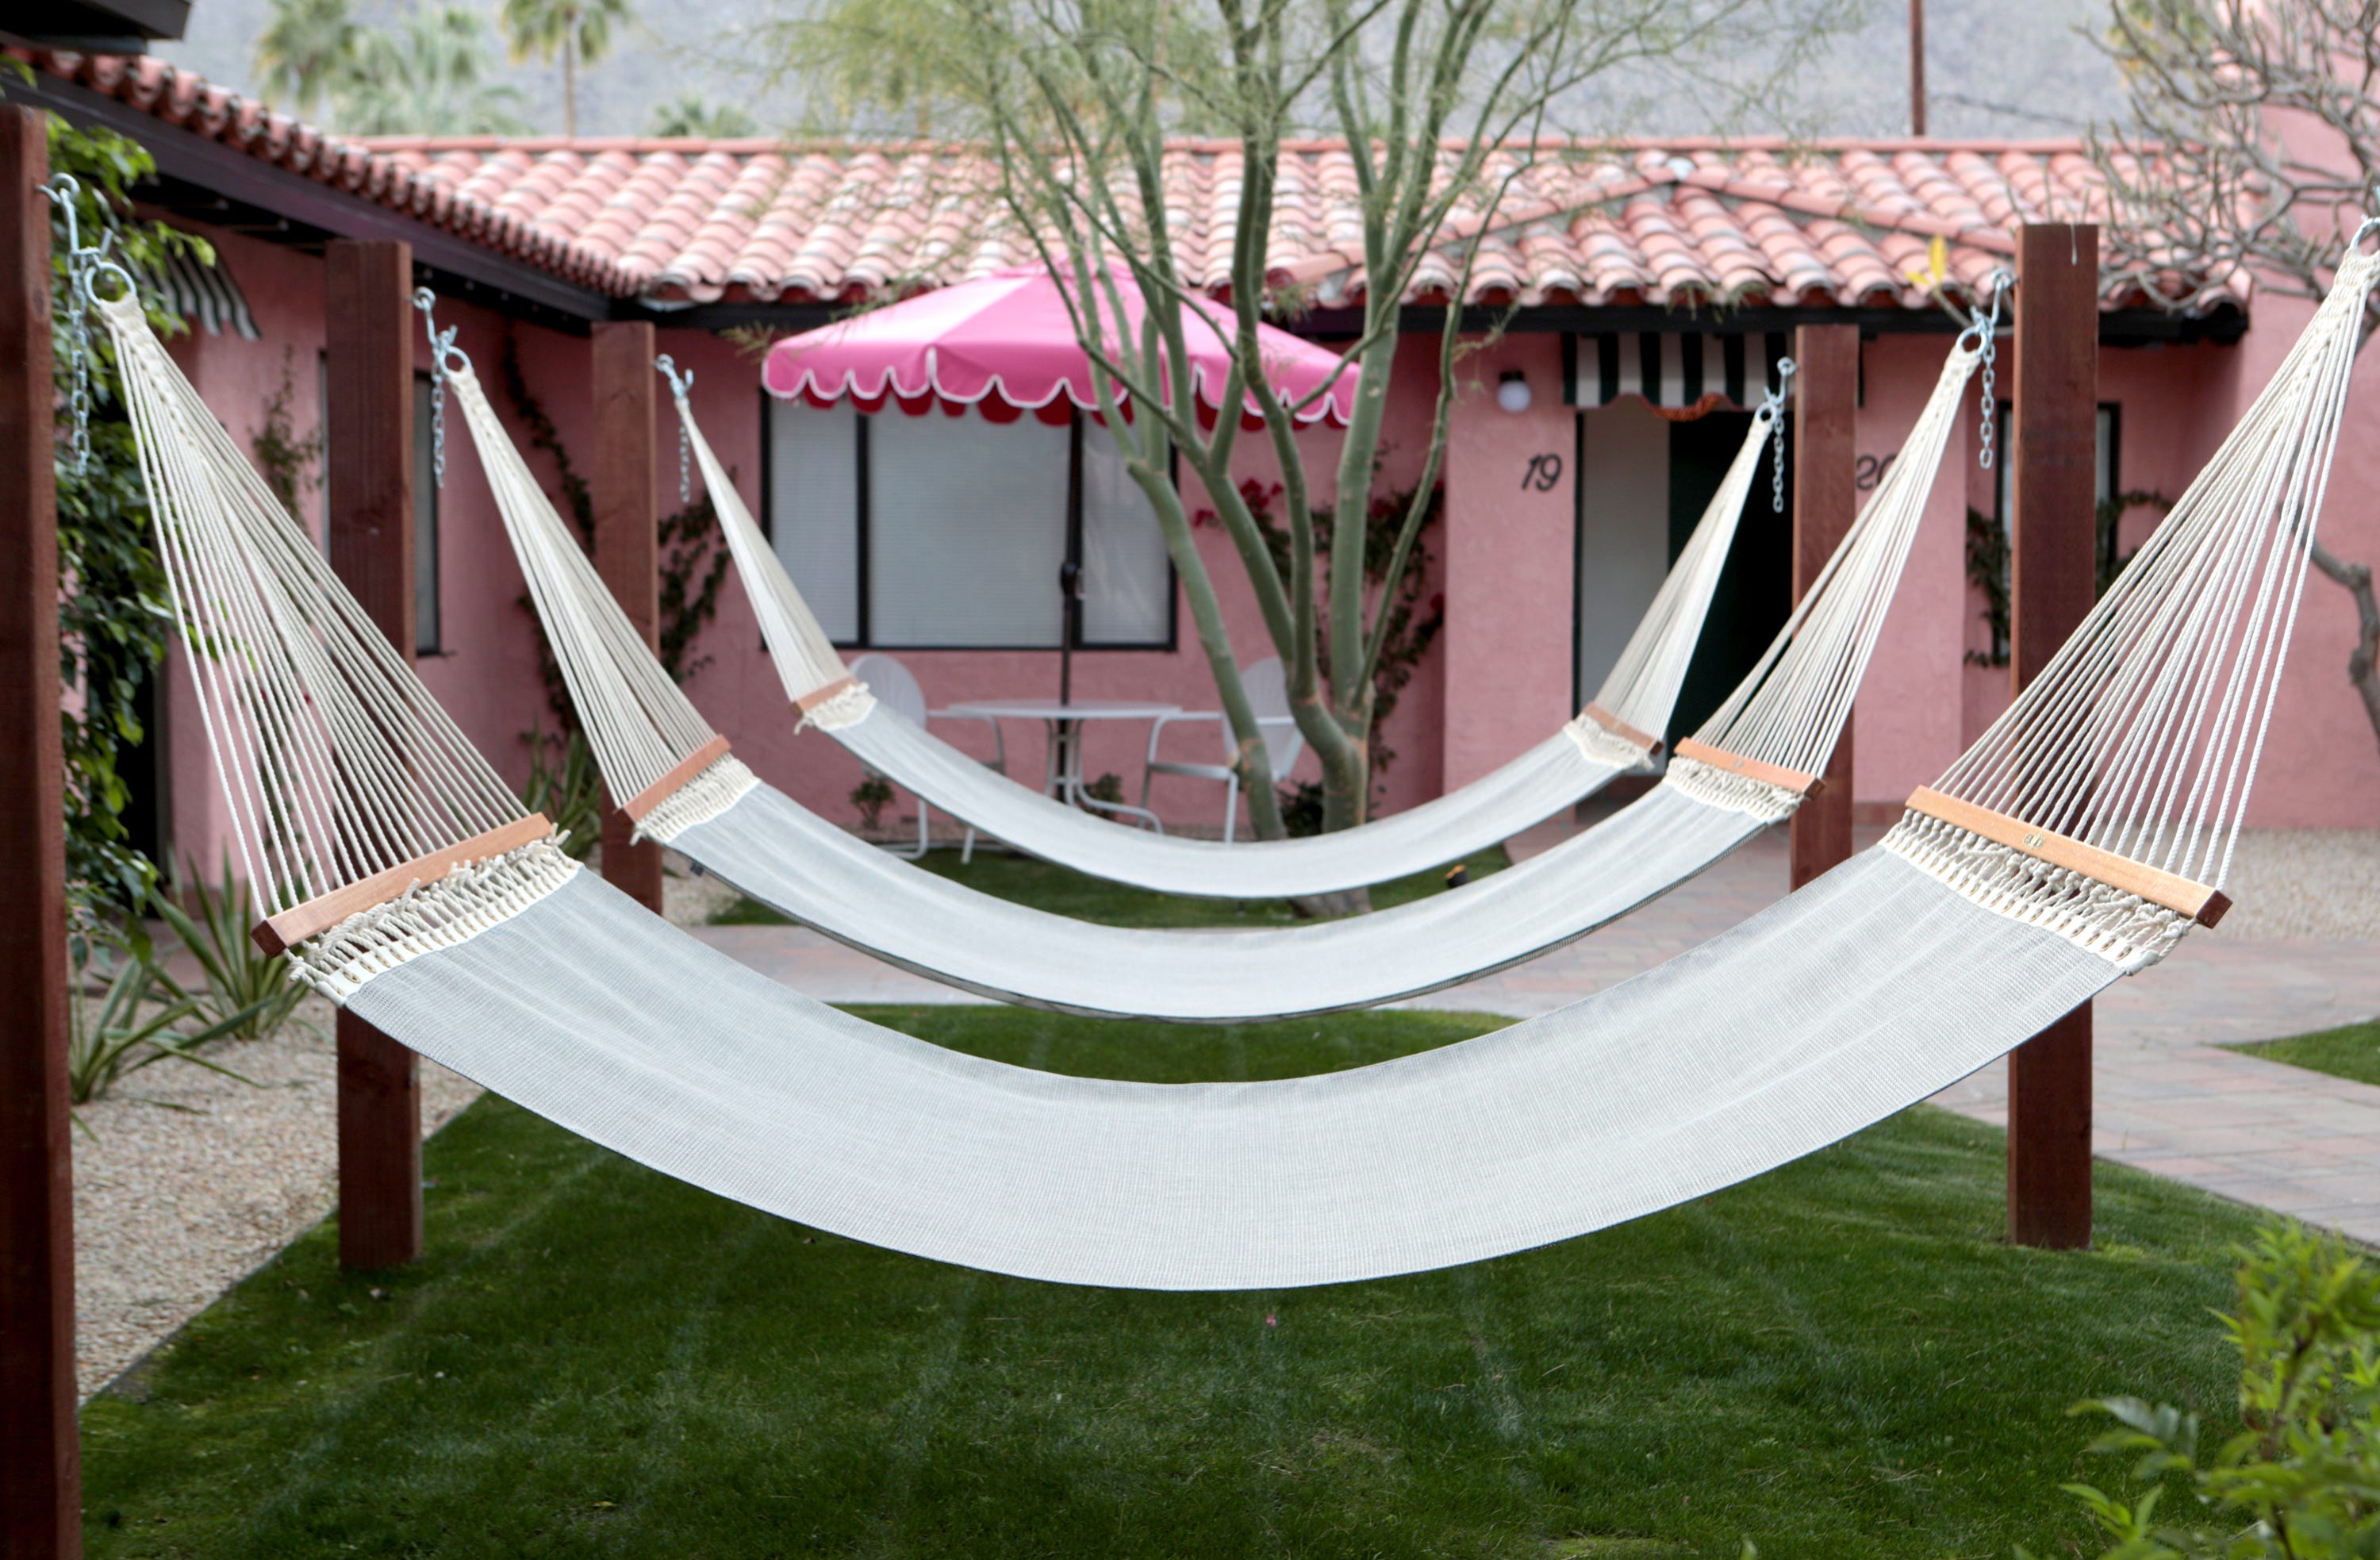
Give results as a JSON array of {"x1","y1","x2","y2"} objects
[
  {"x1": 414, "y1": 373, "x2": 441, "y2": 655},
  {"x1": 764, "y1": 397, "x2": 1175, "y2": 649},
  {"x1": 1990, "y1": 402, "x2": 2119, "y2": 526}
]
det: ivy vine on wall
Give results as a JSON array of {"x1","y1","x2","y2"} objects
[{"x1": 40, "y1": 109, "x2": 211, "y2": 914}]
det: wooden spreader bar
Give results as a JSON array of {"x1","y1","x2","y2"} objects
[
  {"x1": 620, "y1": 735, "x2": 732, "y2": 824},
  {"x1": 1671, "y1": 739, "x2": 1823, "y2": 797},
  {"x1": 1904, "y1": 786, "x2": 2232, "y2": 929},
  {"x1": 251, "y1": 813, "x2": 556, "y2": 957},
  {"x1": 1581, "y1": 702, "x2": 1660, "y2": 755},
  {"x1": 796, "y1": 675, "x2": 862, "y2": 717}
]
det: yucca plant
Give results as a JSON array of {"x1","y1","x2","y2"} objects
[
  {"x1": 151, "y1": 851, "x2": 317, "y2": 1043},
  {"x1": 70, "y1": 917, "x2": 265, "y2": 1108}
]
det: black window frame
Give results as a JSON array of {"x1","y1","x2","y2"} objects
[{"x1": 760, "y1": 390, "x2": 1178, "y2": 654}]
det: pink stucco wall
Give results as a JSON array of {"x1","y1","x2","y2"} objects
[{"x1": 152, "y1": 213, "x2": 2380, "y2": 878}]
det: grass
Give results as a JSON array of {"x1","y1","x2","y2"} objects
[
  {"x1": 81, "y1": 1004, "x2": 2267, "y2": 1559},
  {"x1": 2230, "y1": 1016, "x2": 2380, "y2": 1087},
  {"x1": 708, "y1": 842, "x2": 1514, "y2": 928}
]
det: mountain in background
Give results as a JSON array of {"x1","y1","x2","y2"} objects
[{"x1": 155, "y1": 0, "x2": 2128, "y2": 142}]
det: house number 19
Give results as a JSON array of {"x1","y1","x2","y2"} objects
[{"x1": 1522, "y1": 452, "x2": 1564, "y2": 491}]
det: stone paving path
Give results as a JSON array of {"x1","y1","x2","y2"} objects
[{"x1": 688, "y1": 811, "x2": 2380, "y2": 1246}]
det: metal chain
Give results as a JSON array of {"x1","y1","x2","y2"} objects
[
  {"x1": 1973, "y1": 274, "x2": 2009, "y2": 471},
  {"x1": 1764, "y1": 357, "x2": 1796, "y2": 513},
  {"x1": 430, "y1": 367, "x2": 447, "y2": 487},
  {"x1": 41, "y1": 175, "x2": 97, "y2": 478},
  {"x1": 413, "y1": 288, "x2": 456, "y2": 487},
  {"x1": 654, "y1": 354, "x2": 696, "y2": 504}
]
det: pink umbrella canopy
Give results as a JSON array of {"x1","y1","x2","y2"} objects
[{"x1": 762, "y1": 267, "x2": 1357, "y2": 428}]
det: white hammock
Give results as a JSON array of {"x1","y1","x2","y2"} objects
[
  {"x1": 110, "y1": 238, "x2": 2377, "y2": 1289},
  {"x1": 450, "y1": 332, "x2": 1974, "y2": 1020},
  {"x1": 711, "y1": 373, "x2": 1787, "y2": 899}
]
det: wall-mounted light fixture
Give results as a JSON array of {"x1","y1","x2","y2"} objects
[{"x1": 1496, "y1": 370, "x2": 1532, "y2": 414}]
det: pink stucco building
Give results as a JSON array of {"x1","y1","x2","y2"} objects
[{"x1": 21, "y1": 50, "x2": 2380, "y2": 878}]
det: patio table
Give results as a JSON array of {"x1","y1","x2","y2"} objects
[{"x1": 942, "y1": 698, "x2": 1181, "y2": 831}]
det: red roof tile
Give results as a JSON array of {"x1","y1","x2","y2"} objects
[{"x1": 27, "y1": 48, "x2": 2247, "y2": 318}]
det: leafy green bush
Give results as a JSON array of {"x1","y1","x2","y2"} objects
[
  {"x1": 520, "y1": 724, "x2": 602, "y2": 861},
  {"x1": 69, "y1": 918, "x2": 262, "y2": 1108},
  {"x1": 150, "y1": 853, "x2": 317, "y2": 1043},
  {"x1": 2036, "y1": 1221, "x2": 2380, "y2": 1558}
]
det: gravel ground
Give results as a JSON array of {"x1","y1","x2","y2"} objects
[
  {"x1": 71, "y1": 990, "x2": 481, "y2": 1403},
  {"x1": 659, "y1": 853, "x2": 743, "y2": 927},
  {"x1": 2214, "y1": 829, "x2": 2380, "y2": 942},
  {"x1": 72, "y1": 851, "x2": 721, "y2": 1402}
]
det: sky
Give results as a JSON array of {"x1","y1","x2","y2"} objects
[{"x1": 155, "y1": 0, "x2": 2131, "y2": 142}]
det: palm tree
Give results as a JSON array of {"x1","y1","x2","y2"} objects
[
  {"x1": 336, "y1": 6, "x2": 533, "y2": 136},
  {"x1": 647, "y1": 93, "x2": 758, "y2": 139},
  {"x1": 500, "y1": 0, "x2": 634, "y2": 137},
  {"x1": 251, "y1": 0, "x2": 359, "y2": 120}
]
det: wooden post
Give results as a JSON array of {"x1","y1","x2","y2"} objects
[
  {"x1": 591, "y1": 320, "x2": 664, "y2": 914},
  {"x1": 1, "y1": 106, "x2": 82, "y2": 1560},
  {"x1": 1789, "y1": 324, "x2": 1860, "y2": 891},
  {"x1": 325, "y1": 240, "x2": 424, "y2": 1269},
  {"x1": 2007, "y1": 222, "x2": 2100, "y2": 1251}
]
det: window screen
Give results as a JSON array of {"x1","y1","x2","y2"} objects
[
  {"x1": 767, "y1": 400, "x2": 864, "y2": 643},
  {"x1": 1079, "y1": 422, "x2": 1172, "y2": 645},
  {"x1": 413, "y1": 374, "x2": 440, "y2": 655},
  {"x1": 869, "y1": 412, "x2": 1068, "y2": 647},
  {"x1": 764, "y1": 397, "x2": 1173, "y2": 649}
]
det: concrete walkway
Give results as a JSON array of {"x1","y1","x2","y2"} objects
[{"x1": 688, "y1": 813, "x2": 2380, "y2": 1246}]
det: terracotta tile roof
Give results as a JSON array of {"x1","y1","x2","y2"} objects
[
  {"x1": 26, "y1": 49, "x2": 2246, "y2": 319},
  {"x1": 21, "y1": 48, "x2": 639, "y2": 296}
]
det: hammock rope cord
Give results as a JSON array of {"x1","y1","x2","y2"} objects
[
  {"x1": 428, "y1": 334, "x2": 1975, "y2": 1021},
  {"x1": 96, "y1": 290, "x2": 572, "y2": 992},
  {"x1": 720, "y1": 372, "x2": 1784, "y2": 763},
  {"x1": 109, "y1": 238, "x2": 2380, "y2": 1289},
  {"x1": 644, "y1": 359, "x2": 1803, "y2": 897},
  {"x1": 1887, "y1": 240, "x2": 2380, "y2": 970}
]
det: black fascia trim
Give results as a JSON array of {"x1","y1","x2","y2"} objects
[
  {"x1": 628, "y1": 301, "x2": 842, "y2": 332},
  {"x1": 25, "y1": 69, "x2": 617, "y2": 330},
  {"x1": 1276, "y1": 301, "x2": 2248, "y2": 346}
]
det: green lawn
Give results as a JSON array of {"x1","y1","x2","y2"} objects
[
  {"x1": 708, "y1": 842, "x2": 1513, "y2": 928},
  {"x1": 2231, "y1": 1016, "x2": 2380, "y2": 1087},
  {"x1": 83, "y1": 1005, "x2": 2261, "y2": 1558}
]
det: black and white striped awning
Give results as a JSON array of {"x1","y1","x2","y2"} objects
[
  {"x1": 141, "y1": 248, "x2": 259, "y2": 340},
  {"x1": 1563, "y1": 331, "x2": 1791, "y2": 413}
]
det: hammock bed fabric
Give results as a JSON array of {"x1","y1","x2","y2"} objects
[
  {"x1": 451, "y1": 340, "x2": 1967, "y2": 1020},
  {"x1": 717, "y1": 369, "x2": 1780, "y2": 901},
  {"x1": 107, "y1": 236, "x2": 2377, "y2": 1292},
  {"x1": 345, "y1": 848, "x2": 2108, "y2": 1289}
]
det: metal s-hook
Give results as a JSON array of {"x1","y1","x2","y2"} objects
[
  {"x1": 2351, "y1": 186, "x2": 2380, "y2": 255},
  {"x1": 654, "y1": 355, "x2": 697, "y2": 503},
  {"x1": 413, "y1": 288, "x2": 471, "y2": 489}
]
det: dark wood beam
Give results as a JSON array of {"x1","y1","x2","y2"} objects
[
  {"x1": 591, "y1": 320, "x2": 666, "y2": 914},
  {"x1": 0, "y1": 104, "x2": 83, "y2": 1560},
  {"x1": 2006, "y1": 222, "x2": 2101, "y2": 1251},
  {"x1": 1789, "y1": 324, "x2": 1860, "y2": 890},
  {"x1": 324, "y1": 240, "x2": 424, "y2": 1270}
]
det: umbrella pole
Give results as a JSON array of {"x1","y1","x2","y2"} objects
[{"x1": 1058, "y1": 558, "x2": 1080, "y2": 705}]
